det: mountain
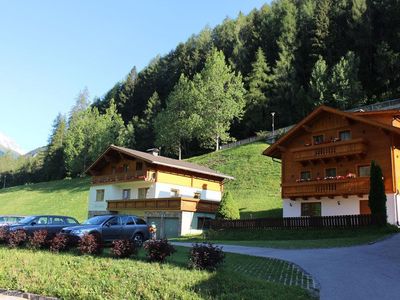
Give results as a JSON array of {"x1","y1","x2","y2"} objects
[
  {"x1": 24, "y1": 146, "x2": 47, "y2": 158},
  {"x1": 0, "y1": 132, "x2": 24, "y2": 156}
]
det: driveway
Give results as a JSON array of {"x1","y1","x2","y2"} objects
[{"x1": 174, "y1": 234, "x2": 400, "y2": 300}]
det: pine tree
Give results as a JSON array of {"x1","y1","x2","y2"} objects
[
  {"x1": 368, "y1": 161, "x2": 387, "y2": 226},
  {"x1": 216, "y1": 191, "x2": 240, "y2": 220},
  {"x1": 310, "y1": 0, "x2": 331, "y2": 60},
  {"x1": 330, "y1": 51, "x2": 364, "y2": 109},
  {"x1": 309, "y1": 56, "x2": 329, "y2": 108},
  {"x1": 118, "y1": 67, "x2": 137, "y2": 112}
]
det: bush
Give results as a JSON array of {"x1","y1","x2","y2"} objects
[
  {"x1": 0, "y1": 227, "x2": 9, "y2": 244},
  {"x1": 188, "y1": 243, "x2": 225, "y2": 271},
  {"x1": 143, "y1": 239, "x2": 176, "y2": 263},
  {"x1": 8, "y1": 229, "x2": 27, "y2": 248},
  {"x1": 78, "y1": 233, "x2": 102, "y2": 255},
  {"x1": 28, "y1": 230, "x2": 48, "y2": 250},
  {"x1": 369, "y1": 161, "x2": 387, "y2": 225},
  {"x1": 50, "y1": 233, "x2": 70, "y2": 252},
  {"x1": 111, "y1": 239, "x2": 138, "y2": 258},
  {"x1": 216, "y1": 191, "x2": 240, "y2": 220}
]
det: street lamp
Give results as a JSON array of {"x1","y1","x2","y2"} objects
[{"x1": 271, "y1": 112, "x2": 275, "y2": 142}]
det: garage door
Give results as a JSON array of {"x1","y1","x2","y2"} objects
[{"x1": 147, "y1": 217, "x2": 180, "y2": 238}]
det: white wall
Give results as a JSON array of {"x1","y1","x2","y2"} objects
[
  {"x1": 283, "y1": 194, "x2": 399, "y2": 225},
  {"x1": 154, "y1": 182, "x2": 221, "y2": 201},
  {"x1": 181, "y1": 211, "x2": 215, "y2": 236},
  {"x1": 88, "y1": 185, "x2": 121, "y2": 212}
]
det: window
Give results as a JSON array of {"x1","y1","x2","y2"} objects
[
  {"x1": 111, "y1": 166, "x2": 116, "y2": 175},
  {"x1": 313, "y1": 135, "x2": 324, "y2": 145},
  {"x1": 106, "y1": 217, "x2": 120, "y2": 226},
  {"x1": 301, "y1": 202, "x2": 321, "y2": 217},
  {"x1": 65, "y1": 217, "x2": 79, "y2": 225},
  {"x1": 51, "y1": 217, "x2": 64, "y2": 225},
  {"x1": 96, "y1": 189, "x2": 105, "y2": 202},
  {"x1": 339, "y1": 130, "x2": 351, "y2": 141},
  {"x1": 121, "y1": 216, "x2": 135, "y2": 225},
  {"x1": 197, "y1": 217, "x2": 212, "y2": 229},
  {"x1": 358, "y1": 165, "x2": 371, "y2": 177},
  {"x1": 325, "y1": 168, "x2": 336, "y2": 178},
  {"x1": 138, "y1": 188, "x2": 149, "y2": 199},
  {"x1": 123, "y1": 164, "x2": 129, "y2": 173},
  {"x1": 171, "y1": 189, "x2": 180, "y2": 197},
  {"x1": 135, "y1": 218, "x2": 147, "y2": 225},
  {"x1": 122, "y1": 189, "x2": 131, "y2": 200},
  {"x1": 300, "y1": 171, "x2": 311, "y2": 180},
  {"x1": 136, "y1": 162, "x2": 143, "y2": 171},
  {"x1": 36, "y1": 217, "x2": 48, "y2": 225}
]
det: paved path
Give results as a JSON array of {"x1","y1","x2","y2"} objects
[{"x1": 174, "y1": 234, "x2": 400, "y2": 300}]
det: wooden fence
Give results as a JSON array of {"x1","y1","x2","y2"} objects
[{"x1": 207, "y1": 214, "x2": 375, "y2": 230}]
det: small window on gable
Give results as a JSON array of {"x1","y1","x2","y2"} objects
[
  {"x1": 339, "y1": 130, "x2": 351, "y2": 141},
  {"x1": 358, "y1": 165, "x2": 371, "y2": 177},
  {"x1": 300, "y1": 171, "x2": 311, "y2": 181},
  {"x1": 96, "y1": 189, "x2": 105, "y2": 202},
  {"x1": 136, "y1": 162, "x2": 143, "y2": 171},
  {"x1": 123, "y1": 164, "x2": 129, "y2": 173},
  {"x1": 325, "y1": 168, "x2": 336, "y2": 178},
  {"x1": 313, "y1": 135, "x2": 324, "y2": 145}
]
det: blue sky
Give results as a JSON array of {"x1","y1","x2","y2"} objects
[{"x1": 0, "y1": 0, "x2": 267, "y2": 153}]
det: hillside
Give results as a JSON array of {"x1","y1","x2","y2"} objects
[
  {"x1": 0, "y1": 178, "x2": 90, "y2": 222},
  {"x1": 0, "y1": 141, "x2": 281, "y2": 220},
  {"x1": 188, "y1": 142, "x2": 282, "y2": 218}
]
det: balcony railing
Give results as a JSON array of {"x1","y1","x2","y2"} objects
[
  {"x1": 107, "y1": 197, "x2": 219, "y2": 213},
  {"x1": 92, "y1": 171, "x2": 148, "y2": 185},
  {"x1": 282, "y1": 177, "x2": 370, "y2": 199},
  {"x1": 292, "y1": 138, "x2": 368, "y2": 163}
]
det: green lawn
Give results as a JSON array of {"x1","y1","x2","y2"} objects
[
  {"x1": 174, "y1": 226, "x2": 398, "y2": 249},
  {"x1": 0, "y1": 245, "x2": 314, "y2": 300},
  {"x1": 188, "y1": 141, "x2": 282, "y2": 218},
  {"x1": 0, "y1": 178, "x2": 90, "y2": 222}
]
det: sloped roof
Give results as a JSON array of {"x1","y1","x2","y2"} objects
[
  {"x1": 263, "y1": 105, "x2": 400, "y2": 159},
  {"x1": 87, "y1": 145, "x2": 234, "y2": 180}
]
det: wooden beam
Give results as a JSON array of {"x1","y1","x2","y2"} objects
[
  {"x1": 302, "y1": 124, "x2": 312, "y2": 132},
  {"x1": 277, "y1": 145, "x2": 287, "y2": 152}
]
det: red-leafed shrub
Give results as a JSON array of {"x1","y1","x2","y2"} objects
[
  {"x1": 111, "y1": 239, "x2": 138, "y2": 258},
  {"x1": 78, "y1": 233, "x2": 102, "y2": 255},
  {"x1": 188, "y1": 243, "x2": 225, "y2": 271},
  {"x1": 0, "y1": 227, "x2": 9, "y2": 243},
  {"x1": 8, "y1": 229, "x2": 27, "y2": 248},
  {"x1": 28, "y1": 230, "x2": 49, "y2": 249},
  {"x1": 50, "y1": 234, "x2": 70, "y2": 253},
  {"x1": 143, "y1": 239, "x2": 176, "y2": 263}
]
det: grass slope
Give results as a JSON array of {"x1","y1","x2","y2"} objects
[
  {"x1": 0, "y1": 141, "x2": 281, "y2": 220},
  {"x1": 0, "y1": 178, "x2": 90, "y2": 222},
  {"x1": 188, "y1": 141, "x2": 282, "y2": 218}
]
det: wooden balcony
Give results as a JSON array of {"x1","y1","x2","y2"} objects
[
  {"x1": 107, "y1": 197, "x2": 219, "y2": 213},
  {"x1": 282, "y1": 177, "x2": 370, "y2": 199},
  {"x1": 92, "y1": 171, "x2": 150, "y2": 185},
  {"x1": 292, "y1": 138, "x2": 368, "y2": 164}
]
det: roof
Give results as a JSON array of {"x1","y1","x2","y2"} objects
[
  {"x1": 263, "y1": 105, "x2": 400, "y2": 159},
  {"x1": 352, "y1": 109, "x2": 400, "y2": 116},
  {"x1": 87, "y1": 145, "x2": 234, "y2": 180}
]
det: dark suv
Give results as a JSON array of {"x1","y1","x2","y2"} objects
[
  {"x1": 61, "y1": 215, "x2": 150, "y2": 245},
  {"x1": 8, "y1": 215, "x2": 80, "y2": 235}
]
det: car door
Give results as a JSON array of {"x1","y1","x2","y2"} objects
[
  {"x1": 121, "y1": 216, "x2": 137, "y2": 240},
  {"x1": 26, "y1": 216, "x2": 48, "y2": 234},
  {"x1": 102, "y1": 216, "x2": 122, "y2": 242}
]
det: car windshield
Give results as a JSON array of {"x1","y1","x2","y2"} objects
[
  {"x1": 17, "y1": 216, "x2": 36, "y2": 224},
  {"x1": 83, "y1": 216, "x2": 110, "y2": 225}
]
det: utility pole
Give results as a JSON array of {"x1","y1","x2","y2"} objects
[{"x1": 271, "y1": 112, "x2": 276, "y2": 142}]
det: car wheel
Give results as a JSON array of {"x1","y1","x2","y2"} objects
[{"x1": 133, "y1": 233, "x2": 144, "y2": 246}]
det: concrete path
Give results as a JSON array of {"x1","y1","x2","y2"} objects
[{"x1": 174, "y1": 234, "x2": 400, "y2": 300}]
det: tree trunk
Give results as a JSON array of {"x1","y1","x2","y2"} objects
[{"x1": 178, "y1": 145, "x2": 182, "y2": 160}]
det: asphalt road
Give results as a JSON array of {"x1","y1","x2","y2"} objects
[{"x1": 174, "y1": 234, "x2": 400, "y2": 300}]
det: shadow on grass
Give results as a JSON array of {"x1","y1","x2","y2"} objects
[{"x1": 240, "y1": 208, "x2": 283, "y2": 219}]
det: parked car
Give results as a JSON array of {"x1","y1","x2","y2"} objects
[
  {"x1": 61, "y1": 215, "x2": 150, "y2": 245},
  {"x1": 8, "y1": 215, "x2": 80, "y2": 236},
  {"x1": 0, "y1": 215, "x2": 25, "y2": 227}
]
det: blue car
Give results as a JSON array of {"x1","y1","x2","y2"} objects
[{"x1": 61, "y1": 215, "x2": 150, "y2": 245}]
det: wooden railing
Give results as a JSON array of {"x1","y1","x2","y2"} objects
[
  {"x1": 292, "y1": 138, "x2": 367, "y2": 162},
  {"x1": 92, "y1": 171, "x2": 148, "y2": 185},
  {"x1": 107, "y1": 197, "x2": 219, "y2": 213},
  {"x1": 282, "y1": 177, "x2": 370, "y2": 199},
  {"x1": 208, "y1": 214, "x2": 374, "y2": 230}
]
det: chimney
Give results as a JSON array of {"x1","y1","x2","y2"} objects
[{"x1": 146, "y1": 148, "x2": 160, "y2": 156}]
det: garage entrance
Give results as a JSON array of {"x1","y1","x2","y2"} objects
[{"x1": 147, "y1": 217, "x2": 180, "y2": 238}]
